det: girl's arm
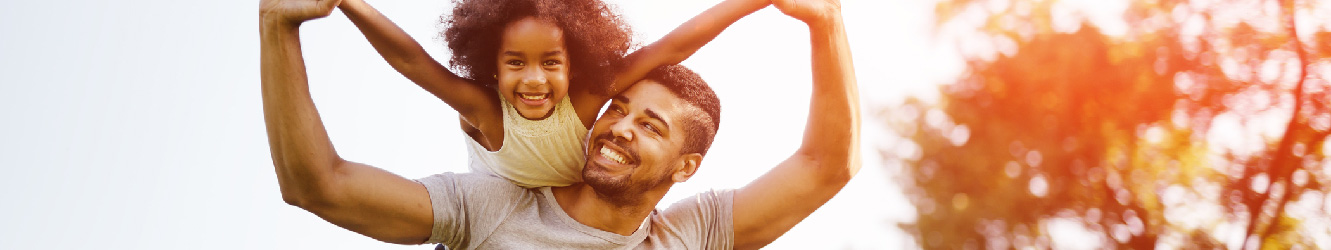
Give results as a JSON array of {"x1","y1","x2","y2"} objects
[
  {"x1": 608, "y1": 0, "x2": 771, "y2": 97},
  {"x1": 338, "y1": 0, "x2": 497, "y2": 126}
]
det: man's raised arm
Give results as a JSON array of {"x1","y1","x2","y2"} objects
[
  {"x1": 731, "y1": 0, "x2": 859, "y2": 248},
  {"x1": 259, "y1": 0, "x2": 433, "y2": 244}
]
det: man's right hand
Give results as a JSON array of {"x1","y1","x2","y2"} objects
[
  {"x1": 772, "y1": 0, "x2": 841, "y2": 27},
  {"x1": 260, "y1": 0, "x2": 342, "y2": 27}
]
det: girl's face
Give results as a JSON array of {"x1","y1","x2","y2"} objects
[{"x1": 496, "y1": 16, "x2": 570, "y2": 120}]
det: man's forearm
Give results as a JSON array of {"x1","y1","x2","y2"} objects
[
  {"x1": 260, "y1": 16, "x2": 342, "y2": 206},
  {"x1": 799, "y1": 12, "x2": 859, "y2": 181}
]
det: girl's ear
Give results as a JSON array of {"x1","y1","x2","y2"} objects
[{"x1": 672, "y1": 153, "x2": 703, "y2": 183}]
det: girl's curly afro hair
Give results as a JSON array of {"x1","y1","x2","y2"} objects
[{"x1": 440, "y1": 0, "x2": 634, "y2": 95}]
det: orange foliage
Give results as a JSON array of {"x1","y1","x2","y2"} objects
[{"x1": 887, "y1": 0, "x2": 1331, "y2": 248}]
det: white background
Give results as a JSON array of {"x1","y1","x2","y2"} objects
[{"x1": 0, "y1": 0, "x2": 966, "y2": 249}]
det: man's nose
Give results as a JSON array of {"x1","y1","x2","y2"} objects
[{"x1": 609, "y1": 118, "x2": 634, "y2": 142}]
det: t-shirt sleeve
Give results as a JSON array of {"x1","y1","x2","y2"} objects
[
  {"x1": 414, "y1": 173, "x2": 527, "y2": 248},
  {"x1": 659, "y1": 189, "x2": 735, "y2": 249}
]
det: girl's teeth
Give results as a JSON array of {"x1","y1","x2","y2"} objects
[{"x1": 520, "y1": 94, "x2": 545, "y2": 100}]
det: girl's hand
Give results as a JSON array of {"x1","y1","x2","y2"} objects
[
  {"x1": 260, "y1": 0, "x2": 342, "y2": 26},
  {"x1": 772, "y1": 0, "x2": 841, "y2": 26}
]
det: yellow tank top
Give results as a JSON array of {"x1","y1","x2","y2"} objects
[{"x1": 465, "y1": 91, "x2": 588, "y2": 188}]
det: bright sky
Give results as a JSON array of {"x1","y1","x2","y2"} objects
[{"x1": 0, "y1": 0, "x2": 966, "y2": 249}]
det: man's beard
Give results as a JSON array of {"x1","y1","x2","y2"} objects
[
  {"x1": 583, "y1": 131, "x2": 671, "y2": 205},
  {"x1": 583, "y1": 165, "x2": 672, "y2": 206}
]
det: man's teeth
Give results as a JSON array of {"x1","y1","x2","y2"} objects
[
  {"x1": 600, "y1": 146, "x2": 628, "y2": 164},
  {"x1": 519, "y1": 93, "x2": 546, "y2": 100}
]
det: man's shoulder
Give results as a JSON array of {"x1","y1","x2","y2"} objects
[
  {"x1": 665, "y1": 189, "x2": 734, "y2": 209},
  {"x1": 654, "y1": 189, "x2": 735, "y2": 224},
  {"x1": 645, "y1": 189, "x2": 736, "y2": 249},
  {"x1": 415, "y1": 172, "x2": 534, "y2": 200},
  {"x1": 416, "y1": 173, "x2": 543, "y2": 247}
]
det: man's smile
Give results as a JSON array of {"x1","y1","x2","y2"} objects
[
  {"x1": 593, "y1": 138, "x2": 638, "y2": 169},
  {"x1": 599, "y1": 146, "x2": 628, "y2": 164}
]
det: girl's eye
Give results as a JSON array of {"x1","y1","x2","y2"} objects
[
  {"x1": 542, "y1": 60, "x2": 562, "y2": 66},
  {"x1": 506, "y1": 60, "x2": 525, "y2": 66}
]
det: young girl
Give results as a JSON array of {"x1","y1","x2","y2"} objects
[{"x1": 337, "y1": 0, "x2": 768, "y2": 187}]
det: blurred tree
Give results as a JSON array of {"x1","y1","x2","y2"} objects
[{"x1": 884, "y1": 0, "x2": 1331, "y2": 248}]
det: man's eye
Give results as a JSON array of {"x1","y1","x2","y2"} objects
[
  {"x1": 642, "y1": 122, "x2": 659, "y2": 134},
  {"x1": 542, "y1": 60, "x2": 562, "y2": 66},
  {"x1": 506, "y1": 60, "x2": 525, "y2": 66}
]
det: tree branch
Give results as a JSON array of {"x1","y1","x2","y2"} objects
[{"x1": 1249, "y1": 0, "x2": 1311, "y2": 247}]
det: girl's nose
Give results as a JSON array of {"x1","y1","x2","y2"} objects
[{"x1": 521, "y1": 69, "x2": 546, "y2": 87}]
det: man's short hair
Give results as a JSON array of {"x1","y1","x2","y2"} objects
[{"x1": 642, "y1": 65, "x2": 721, "y2": 157}]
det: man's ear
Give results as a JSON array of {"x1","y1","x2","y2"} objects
[{"x1": 672, "y1": 153, "x2": 703, "y2": 183}]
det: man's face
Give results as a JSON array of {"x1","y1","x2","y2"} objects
[{"x1": 583, "y1": 81, "x2": 695, "y2": 201}]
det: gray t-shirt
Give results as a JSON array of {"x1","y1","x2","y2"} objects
[{"x1": 415, "y1": 173, "x2": 733, "y2": 250}]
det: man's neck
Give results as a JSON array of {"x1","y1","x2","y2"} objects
[{"x1": 549, "y1": 183, "x2": 667, "y2": 236}]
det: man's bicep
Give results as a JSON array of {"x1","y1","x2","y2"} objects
[
  {"x1": 311, "y1": 160, "x2": 435, "y2": 244},
  {"x1": 731, "y1": 155, "x2": 846, "y2": 249}
]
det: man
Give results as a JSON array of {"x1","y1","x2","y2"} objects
[{"x1": 259, "y1": 0, "x2": 858, "y2": 248}]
